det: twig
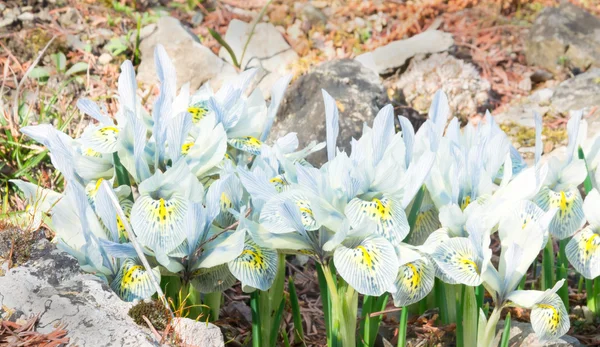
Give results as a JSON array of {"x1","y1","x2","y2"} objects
[
  {"x1": 12, "y1": 36, "x2": 57, "y2": 136},
  {"x1": 142, "y1": 315, "x2": 163, "y2": 342},
  {"x1": 368, "y1": 307, "x2": 403, "y2": 318}
]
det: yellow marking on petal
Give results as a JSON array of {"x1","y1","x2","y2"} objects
[
  {"x1": 181, "y1": 142, "x2": 194, "y2": 155},
  {"x1": 559, "y1": 191, "x2": 567, "y2": 211},
  {"x1": 586, "y1": 234, "x2": 600, "y2": 255},
  {"x1": 269, "y1": 175, "x2": 289, "y2": 192},
  {"x1": 83, "y1": 148, "x2": 102, "y2": 157},
  {"x1": 228, "y1": 136, "x2": 262, "y2": 155},
  {"x1": 461, "y1": 195, "x2": 471, "y2": 211},
  {"x1": 406, "y1": 263, "x2": 421, "y2": 289},
  {"x1": 220, "y1": 192, "x2": 233, "y2": 211},
  {"x1": 96, "y1": 126, "x2": 119, "y2": 143},
  {"x1": 188, "y1": 105, "x2": 209, "y2": 123},
  {"x1": 241, "y1": 249, "x2": 265, "y2": 270},
  {"x1": 536, "y1": 303, "x2": 560, "y2": 333},
  {"x1": 356, "y1": 245, "x2": 373, "y2": 269},
  {"x1": 460, "y1": 257, "x2": 479, "y2": 273},
  {"x1": 121, "y1": 265, "x2": 144, "y2": 289}
]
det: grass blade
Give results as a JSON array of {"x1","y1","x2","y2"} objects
[
  {"x1": 500, "y1": 312, "x2": 511, "y2": 347},
  {"x1": 208, "y1": 28, "x2": 239, "y2": 68},
  {"x1": 288, "y1": 276, "x2": 304, "y2": 344}
]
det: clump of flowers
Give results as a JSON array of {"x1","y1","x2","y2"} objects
[{"x1": 14, "y1": 44, "x2": 599, "y2": 346}]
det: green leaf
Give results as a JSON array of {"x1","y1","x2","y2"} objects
[
  {"x1": 65, "y1": 62, "x2": 89, "y2": 76},
  {"x1": 208, "y1": 28, "x2": 239, "y2": 68},
  {"x1": 51, "y1": 52, "x2": 67, "y2": 73},
  {"x1": 500, "y1": 312, "x2": 511, "y2": 347},
  {"x1": 29, "y1": 67, "x2": 50, "y2": 80},
  {"x1": 288, "y1": 276, "x2": 304, "y2": 344}
]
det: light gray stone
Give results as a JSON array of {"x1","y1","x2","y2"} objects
[
  {"x1": 0, "y1": 240, "x2": 159, "y2": 347},
  {"x1": 393, "y1": 52, "x2": 490, "y2": 119},
  {"x1": 495, "y1": 68, "x2": 600, "y2": 128},
  {"x1": 17, "y1": 12, "x2": 34, "y2": 22},
  {"x1": 172, "y1": 318, "x2": 224, "y2": 347},
  {"x1": 98, "y1": 53, "x2": 113, "y2": 65},
  {"x1": 272, "y1": 59, "x2": 388, "y2": 166},
  {"x1": 301, "y1": 4, "x2": 327, "y2": 27},
  {"x1": 218, "y1": 19, "x2": 299, "y2": 98},
  {"x1": 494, "y1": 320, "x2": 582, "y2": 346},
  {"x1": 526, "y1": 2, "x2": 600, "y2": 73},
  {"x1": 356, "y1": 30, "x2": 454, "y2": 75},
  {"x1": 59, "y1": 8, "x2": 79, "y2": 27},
  {"x1": 138, "y1": 16, "x2": 237, "y2": 91}
]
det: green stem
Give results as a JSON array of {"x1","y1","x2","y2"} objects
[
  {"x1": 456, "y1": 286, "x2": 464, "y2": 347},
  {"x1": 288, "y1": 276, "x2": 304, "y2": 344},
  {"x1": 359, "y1": 296, "x2": 374, "y2": 347},
  {"x1": 435, "y1": 278, "x2": 449, "y2": 324},
  {"x1": 462, "y1": 286, "x2": 478, "y2": 347},
  {"x1": 542, "y1": 238, "x2": 555, "y2": 291},
  {"x1": 586, "y1": 278, "x2": 597, "y2": 315},
  {"x1": 578, "y1": 147, "x2": 594, "y2": 193},
  {"x1": 595, "y1": 277, "x2": 600, "y2": 315},
  {"x1": 558, "y1": 239, "x2": 570, "y2": 311},
  {"x1": 475, "y1": 284, "x2": 485, "y2": 311},
  {"x1": 578, "y1": 275, "x2": 584, "y2": 294},
  {"x1": 250, "y1": 291, "x2": 261, "y2": 347},
  {"x1": 397, "y1": 307, "x2": 409, "y2": 347}
]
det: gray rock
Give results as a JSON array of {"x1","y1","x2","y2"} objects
[
  {"x1": 393, "y1": 52, "x2": 490, "y2": 120},
  {"x1": 0, "y1": 240, "x2": 160, "y2": 346},
  {"x1": 526, "y1": 2, "x2": 600, "y2": 73},
  {"x1": 172, "y1": 318, "x2": 224, "y2": 347},
  {"x1": 138, "y1": 16, "x2": 236, "y2": 91},
  {"x1": 356, "y1": 30, "x2": 454, "y2": 75},
  {"x1": 0, "y1": 17, "x2": 15, "y2": 28},
  {"x1": 59, "y1": 8, "x2": 79, "y2": 27},
  {"x1": 301, "y1": 4, "x2": 328, "y2": 27},
  {"x1": 219, "y1": 19, "x2": 299, "y2": 98},
  {"x1": 496, "y1": 68, "x2": 600, "y2": 128},
  {"x1": 494, "y1": 320, "x2": 582, "y2": 346},
  {"x1": 66, "y1": 34, "x2": 87, "y2": 51},
  {"x1": 272, "y1": 59, "x2": 388, "y2": 166}
]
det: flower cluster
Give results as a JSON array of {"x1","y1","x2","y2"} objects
[{"x1": 13, "y1": 45, "x2": 600, "y2": 345}]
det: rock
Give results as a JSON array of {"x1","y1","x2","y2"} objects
[
  {"x1": 393, "y1": 52, "x2": 490, "y2": 119},
  {"x1": 98, "y1": 52, "x2": 113, "y2": 65},
  {"x1": 172, "y1": 318, "x2": 224, "y2": 347},
  {"x1": 138, "y1": 17, "x2": 236, "y2": 91},
  {"x1": 494, "y1": 320, "x2": 582, "y2": 346},
  {"x1": 496, "y1": 68, "x2": 600, "y2": 128},
  {"x1": 526, "y1": 2, "x2": 600, "y2": 73},
  {"x1": 355, "y1": 30, "x2": 454, "y2": 75},
  {"x1": 17, "y1": 12, "x2": 34, "y2": 22},
  {"x1": 0, "y1": 240, "x2": 160, "y2": 346},
  {"x1": 66, "y1": 34, "x2": 87, "y2": 51},
  {"x1": 219, "y1": 19, "x2": 299, "y2": 98},
  {"x1": 59, "y1": 8, "x2": 79, "y2": 27},
  {"x1": 272, "y1": 59, "x2": 388, "y2": 166},
  {"x1": 530, "y1": 69, "x2": 554, "y2": 84},
  {"x1": 301, "y1": 4, "x2": 327, "y2": 27},
  {"x1": 191, "y1": 12, "x2": 204, "y2": 26},
  {"x1": 0, "y1": 17, "x2": 15, "y2": 28}
]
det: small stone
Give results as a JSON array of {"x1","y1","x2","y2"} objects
[
  {"x1": 494, "y1": 320, "x2": 582, "y2": 346},
  {"x1": 18, "y1": 12, "x2": 34, "y2": 21},
  {"x1": 191, "y1": 11, "x2": 204, "y2": 26},
  {"x1": 98, "y1": 53, "x2": 112, "y2": 65},
  {"x1": 171, "y1": 318, "x2": 224, "y2": 347},
  {"x1": 0, "y1": 17, "x2": 14, "y2": 28},
  {"x1": 529, "y1": 88, "x2": 554, "y2": 105},
  {"x1": 59, "y1": 8, "x2": 79, "y2": 27},
  {"x1": 66, "y1": 34, "x2": 86, "y2": 51},
  {"x1": 582, "y1": 305, "x2": 594, "y2": 324},
  {"x1": 0, "y1": 3, "x2": 5, "y2": 11},
  {"x1": 355, "y1": 30, "x2": 454, "y2": 75},
  {"x1": 530, "y1": 69, "x2": 554, "y2": 83},
  {"x1": 37, "y1": 8, "x2": 52, "y2": 22},
  {"x1": 301, "y1": 3, "x2": 327, "y2": 27}
]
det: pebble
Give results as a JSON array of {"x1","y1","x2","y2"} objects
[
  {"x1": 18, "y1": 12, "x2": 35, "y2": 22},
  {"x1": 98, "y1": 53, "x2": 113, "y2": 65}
]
